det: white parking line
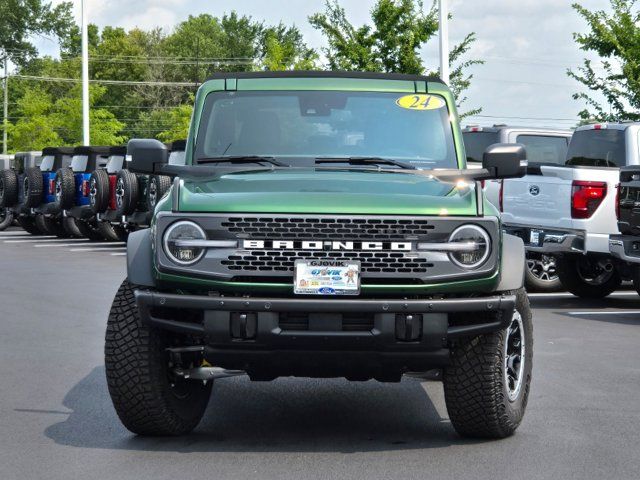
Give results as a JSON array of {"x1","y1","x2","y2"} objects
[
  {"x1": 70, "y1": 247, "x2": 127, "y2": 252},
  {"x1": 4, "y1": 238, "x2": 88, "y2": 244},
  {"x1": 111, "y1": 253, "x2": 126, "y2": 256},
  {"x1": 0, "y1": 232, "x2": 46, "y2": 238},
  {"x1": 0, "y1": 235, "x2": 56, "y2": 240},
  {"x1": 34, "y1": 242, "x2": 125, "y2": 248},
  {"x1": 568, "y1": 311, "x2": 640, "y2": 316}
]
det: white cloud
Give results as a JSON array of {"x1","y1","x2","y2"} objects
[{"x1": 45, "y1": 0, "x2": 613, "y2": 126}]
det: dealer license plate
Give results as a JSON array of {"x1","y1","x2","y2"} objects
[{"x1": 294, "y1": 260, "x2": 361, "y2": 295}]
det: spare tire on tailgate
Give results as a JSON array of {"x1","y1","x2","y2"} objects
[
  {"x1": 115, "y1": 170, "x2": 139, "y2": 216},
  {"x1": 23, "y1": 167, "x2": 44, "y2": 208},
  {"x1": 89, "y1": 169, "x2": 110, "y2": 214},
  {"x1": 54, "y1": 168, "x2": 76, "y2": 211},
  {"x1": 0, "y1": 170, "x2": 19, "y2": 208}
]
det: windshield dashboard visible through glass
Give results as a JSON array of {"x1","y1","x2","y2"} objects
[{"x1": 194, "y1": 90, "x2": 457, "y2": 169}]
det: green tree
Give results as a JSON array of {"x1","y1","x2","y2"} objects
[
  {"x1": 0, "y1": 0, "x2": 74, "y2": 65},
  {"x1": 49, "y1": 84, "x2": 126, "y2": 146},
  {"x1": 157, "y1": 103, "x2": 194, "y2": 143},
  {"x1": 260, "y1": 24, "x2": 319, "y2": 71},
  {"x1": 7, "y1": 86, "x2": 60, "y2": 151},
  {"x1": 309, "y1": 0, "x2": 483, "y2": 116},
  {"x1": 568, "y1": 0, "x2": 640, "y2": 121}
]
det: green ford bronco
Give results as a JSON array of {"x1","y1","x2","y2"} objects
[{"x1": 105, "y1": 71, "x2": 533, "y2": 439}]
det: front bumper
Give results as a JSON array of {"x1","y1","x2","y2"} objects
[
  {"x1": 504, "y1": 224, "x2": 585, "y2": 254},
  {"x1": 134, "y1": 289, "x2": 515, "y2": 378},
  {"x1": 609, "y1": 235, "x2": 640, "y2": 264}
]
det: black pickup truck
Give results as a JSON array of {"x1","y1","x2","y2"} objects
[{"x1": 609, "y1": 166, "x2": 640, "y2": 292}]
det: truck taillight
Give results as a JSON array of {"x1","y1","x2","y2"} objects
[
  {"x1": 49, "y1": 179, "x2": 55, "y2": 194},
  {"x1": 615, "y1": 183, "x2": 620, "y2": 220},
  {"x1": 498, "y1": 180, "x2": 504, "y2": 213},
  {"x1": 571, "y1": 180, "x2": 607, "y2": 219},
  {"x1": 82, "y1": 180, "x2": 90, "y2": 197}
]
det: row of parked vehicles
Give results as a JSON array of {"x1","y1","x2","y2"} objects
[
  {"x1": 0, "y1": 142, "x2": 185, "y2": 240},
  {"x1": 2, "y1": 123, "x2": 640, "y2": 300},
  {"x1": 464, "y1": 122, "x2": 640, "y2": 297}
]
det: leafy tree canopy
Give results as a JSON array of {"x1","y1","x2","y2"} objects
[
  {"x1": 568, "y1": 0, "x2": 640, "y2": 121},
  {"x1": 0, "y1": 0, "x2": 74, "y2": 65},
  {"x1": 309, "y1": 0, "x2": 483, "y2": 116}
]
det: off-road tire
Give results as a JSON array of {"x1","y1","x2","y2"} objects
[
  {"x1": 89, "y1": 169, "x2": 110, "y2": 214},
  {"x1": 22, "y1": 167, "x2": 44, "y2": 208},
  {"x1": 54, "y1": 168, "x2": 76, "y2": 211},
  {"x1": 35, "y1": 215, "x2": 71, "y2": 238},
  {"x1": 443, "y1": 288, "x2": 533, "y2": 439},
  {"x1": 115, "y1": 170, "x2": 139, "y2": 216},
  {"x1": 105, "y1": 280, "x2": 212, "y2": 435},
  {"x1": 97, "y1": 221, "x2": 126, "y2": 242},
  {"x1": 73, "y1": 218, "x2": 104, "y2": 240},
  {"x1": 17, "y1": 216, "x2": 42, "y2": 235},
  {"x1": 556, "y1": 255, "x2": 621, "y2": 298},
  {"x1": 0, "y1": 208, "x2": 13, "y2": 231},
  {"x1": 0, "y1": 170, "x2": 19, "y2": 208},
  {"x1": 147, "y1": 175, "x2": 172, "y2": 212},
  {"x1": 62, "y1": 216, "x2": 84, "y2": 238}
]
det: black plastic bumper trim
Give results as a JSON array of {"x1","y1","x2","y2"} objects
[{"x1": 135, "y1": 290, "x2": 515, "y2": 339}]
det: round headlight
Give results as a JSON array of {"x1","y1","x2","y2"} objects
[
  {"x1": 163, "y1": 221, "x2": 206, "y2": 265},
  {"x1": 448, "y1": 224, "x2": 490, "y2": 269}
]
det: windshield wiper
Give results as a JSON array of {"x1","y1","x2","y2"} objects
[
  {"x1": 315, "y1": 156, "x2": 416, "y2": 170},
  {"x1": 198, "y1": 156, "x2": 290, "y2": 167}
]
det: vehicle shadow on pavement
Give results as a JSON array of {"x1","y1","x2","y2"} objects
[{"x1": 44, "y1": 366, "x2": 483, "y2": 453}]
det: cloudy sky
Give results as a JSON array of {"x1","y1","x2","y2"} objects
[{"x1": 43, "y1": 0, "x2": 612, "y2": 129}]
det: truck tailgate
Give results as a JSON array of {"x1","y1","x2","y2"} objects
[{"x1": 501, "y1": 166, "x2": 573, "y2": 229}]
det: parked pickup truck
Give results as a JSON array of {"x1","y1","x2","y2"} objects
[
  {"x1": 502, "y1": 123, "x2": 640, "y2": 298},
  {"x1": 106, "y1": 71, "x2": 533, "y2": 439},
  {"x1": 463, "y1": 125, "x2": 572, "y2": 292},
  {"x1": 609, "y1": 164, "x2": 640, "y2": 293}
]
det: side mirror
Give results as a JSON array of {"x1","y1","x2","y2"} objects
[
  {"x1": 482, "y1": 143, "x2": 527, "y2": 179},
  {"x1": 127, "y1": 139, "x2": 168, "y2": 174}
]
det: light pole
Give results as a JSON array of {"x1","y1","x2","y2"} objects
[
  {"x1": 438, "y1": 0, "x2": 450, "y2": 85},
  {"x1": 81, "y1": 0, "x2": 90, "y2": 145},
  {"x1": 2, "y1": 53, "x2": 7, "y2": 154}
]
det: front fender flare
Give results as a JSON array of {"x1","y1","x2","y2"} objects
[
  {"x1": 127, "y1": 228, "x2": 155, "y2": 287},
  {"x1": 496, "y1": 233, "x2": 525, "y2": 291}
]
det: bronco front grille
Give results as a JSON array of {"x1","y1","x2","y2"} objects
[
  {"x1": 219, "y1": 216, "x2": 434, "y2": 240},
  {"x1": 221, "y1": 250, "x2": 433, "y2": 274}
]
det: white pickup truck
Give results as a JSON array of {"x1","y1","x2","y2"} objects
[
  {"x1": 501, "y1": 123, "x2": 640, "y2": 298},
  {"x1": 463, "y1": 125, "x2": 572, "y2": 291}
]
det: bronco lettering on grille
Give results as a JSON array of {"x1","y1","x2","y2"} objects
[{"x1": 242, "y1": 240, "x2": 412, "y2": 251}]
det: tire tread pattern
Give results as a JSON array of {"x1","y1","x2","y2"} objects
[
  {"x1": 443, "y1": 289, "x2": 533, "y2": 439},
  {"x1": 105, "y1": 280, "x2": 211, "y2": 435}
]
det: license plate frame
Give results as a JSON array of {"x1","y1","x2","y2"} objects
[{"x1": 294, "y1": 259, "x2": 361, "y2": 296}]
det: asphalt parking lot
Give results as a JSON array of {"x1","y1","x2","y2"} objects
[{"x1": 1, "y1": 228, "x2": 639, "y2": 480}]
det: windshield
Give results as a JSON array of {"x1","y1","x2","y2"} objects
[
  {"x1": 462, "y1": 131, "x2": 499, "y2": 163},
  {"x1": 195, "y1": 90, "x2": 457, "y2": 169},
  {"x1": 566, "y1": 129, "x2": 626, "y2": 168}
]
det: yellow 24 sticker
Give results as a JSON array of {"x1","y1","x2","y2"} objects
[{"x1": 396, "y1": 94, "x2": 445, "y2": 111}]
